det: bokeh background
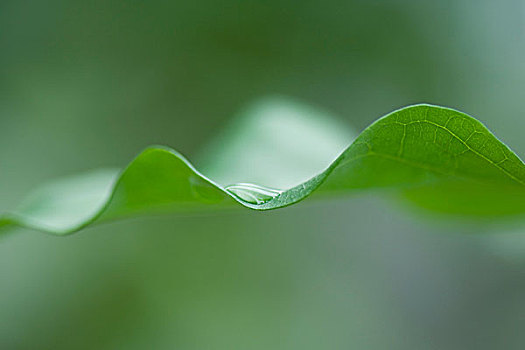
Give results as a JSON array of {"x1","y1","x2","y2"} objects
[{"x1": 2, "y1": 1, "x2": 525, "y2": 349}]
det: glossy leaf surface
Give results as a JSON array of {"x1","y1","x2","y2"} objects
[{"x1": 2, "y1": 103, "x2": 524, "y2": 235}]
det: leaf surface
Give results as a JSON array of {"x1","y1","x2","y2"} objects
[{"x1": 2, "y1": 103, "x2": 525, "y2": 235}]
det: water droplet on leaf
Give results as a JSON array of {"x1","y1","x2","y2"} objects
[{"x1": 225, "y1": 183, "x2": 282, "y2": 205}]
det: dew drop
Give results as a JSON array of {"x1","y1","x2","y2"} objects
[{"x1": 225, "y1": 183, "x2": 283, "y2": 205}]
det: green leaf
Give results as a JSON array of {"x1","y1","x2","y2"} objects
[{"x1": 2, "y1": 103, "x2": 525, "y2": 235}]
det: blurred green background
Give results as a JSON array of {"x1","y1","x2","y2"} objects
[{"x1": 2, "y1": 0, "x2": 525, "y2": 349}]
